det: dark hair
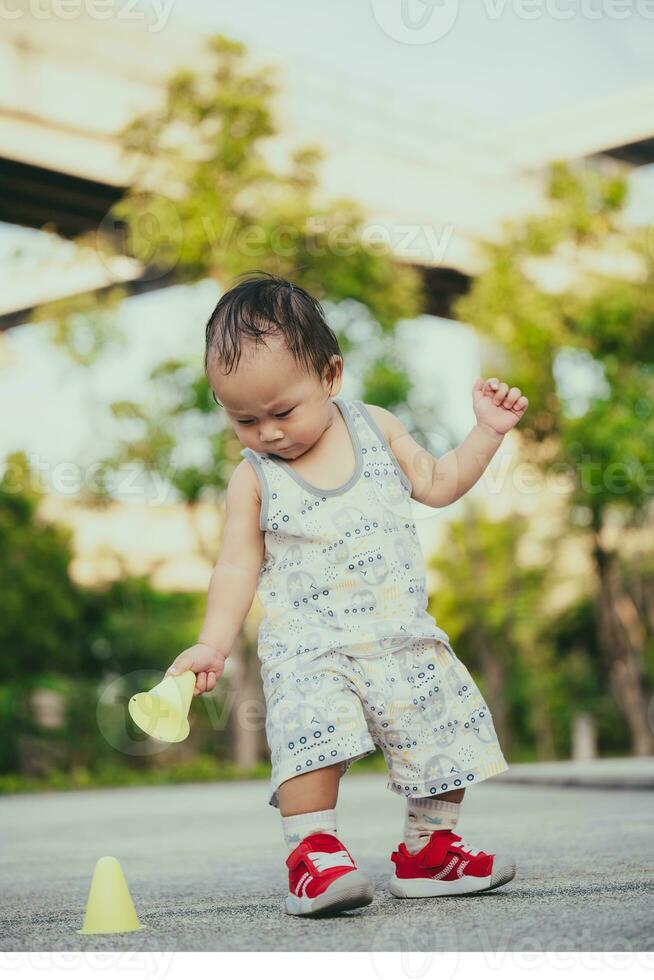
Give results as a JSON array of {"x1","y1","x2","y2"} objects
[{"x1": 204, "y1": 271, "x2": 342, "y2": 386}]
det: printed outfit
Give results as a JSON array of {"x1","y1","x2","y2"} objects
[{"x1": 241, "y1": 397, "x2": 509, "y2": 808}]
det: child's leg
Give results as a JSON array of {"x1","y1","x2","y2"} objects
[
  {"x1": 433, "y1": 789, "x2": 465, "y2": 803},
  {"x1": 278, "y1": 763, "x2": 341, "y2": 815},
  {"x1": 403, "y1": 788, "x2": 465, "y2": 854},
  {"x1": 278, "y1": 763, "x2": 342, "y2": 851}
]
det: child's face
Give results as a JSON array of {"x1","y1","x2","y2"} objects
[{"x1": 209, "y1": 334, "x2": 342, "y2": 458}]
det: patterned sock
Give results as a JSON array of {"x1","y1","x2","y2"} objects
[
  {"x1": 281, "y1": 808, "x2": 338, "y2": 852},
  {"x1": 403, "y1": 797, "x2": 461, "y2": 854}
]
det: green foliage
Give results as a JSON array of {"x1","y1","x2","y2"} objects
[
  {"x1": 0, "y1": 747, "x2": 389, "y2": 796},
  {"x1": 0, "y1": 757, "x2": 272, "y2": 796},
  {"x1": 0, "y1": 456, "x2": 218, "y2": 777},
  {"x1": 114, "y1": 32, "x2": 423, "y2": 329},
  {"x1": 361, "y1": 357, "x2": 413, "y2": 411},
  {"x1": 540, "y1": 595, "x2": 629, "y2": 756},
  {"x1": 429, "y1": 503, "x2": 561, "y2": 759},
  {"x1": 0, "y1": 453, "x2": 86, "y2": 683},
  {"x1": 563, "y1": 363, "x2": 654, "y2": 518},
  {"x1": 454, "y1": 160, "x2": 654, "y2": 754},
  {"x1": 455, "y1": 160, "x2": 653, "y2": 461},
  {"x1": 83, "y1": 576, "x2": 206, "y2": 678},
  {"x1": 32, "y1": 288, "x2": 127, "y2": 366}
]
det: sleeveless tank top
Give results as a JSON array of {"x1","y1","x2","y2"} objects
[{"x1": 240, "y1": 397, "x2": 450, "y2": 671}]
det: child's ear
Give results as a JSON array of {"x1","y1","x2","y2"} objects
[{"x1": 326, "y1": 355, "x2": 343, "y2": 393}]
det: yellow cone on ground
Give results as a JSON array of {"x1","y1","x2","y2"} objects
[
  {"x1": 77, "y1": 856, "x2": 145, "y2": 935},
  {"x1": 128, "y1": 670, "x2": 195, "y2": 742}
]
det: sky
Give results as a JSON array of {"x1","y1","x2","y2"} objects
[{"x1": 171, "y1": 0, "x2": 654, "y2": 127}]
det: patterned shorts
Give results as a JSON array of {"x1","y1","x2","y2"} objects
[{"x1": 261, "y1": 636, "x2": 509, "y2": 808}]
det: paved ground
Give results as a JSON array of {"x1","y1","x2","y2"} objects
[
  {"x1": 494, "y1": 756, "x2": 654, "y2": 790},
  {"x1": 2, "y1": 771, "x2": 653, "y2": 952}
]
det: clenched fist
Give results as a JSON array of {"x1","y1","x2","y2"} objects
[
  {"x1": 473, "y1": 377, "x2": 529, "y2": 437},
  {"x1": 165, "y1": 642, "x2": 228, "y2": 697}
]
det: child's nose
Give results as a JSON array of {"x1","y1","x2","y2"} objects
[{"x1": 260, "y1": 424, "x2": 284, "y2": 443}]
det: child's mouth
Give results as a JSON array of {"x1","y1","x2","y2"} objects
[{"x1": 266, "y1": 444, "x2": 294, "y2": 455}]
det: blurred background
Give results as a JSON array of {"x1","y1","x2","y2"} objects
[{"x1": 1, "y1": 0, "x2": 654, "y2": 794}]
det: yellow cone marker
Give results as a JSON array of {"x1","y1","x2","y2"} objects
[
  {"x1": 77, "y1": 856, "x2": 145, "y2": 935},
  {"x1": 128, "y1": 670, "x2": 195, "y2": 742}
]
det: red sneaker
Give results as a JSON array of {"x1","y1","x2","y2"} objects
[
  {"x1": 389, "y1": 829, "x2": 516, "y2": 898},
  {"x1": 285, "y1": 832, "x2": 374, "y2": 916}
]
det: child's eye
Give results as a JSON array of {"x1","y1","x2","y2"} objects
[{"x1": 237, "y1": 408, "x2": 294, "y2": 425}]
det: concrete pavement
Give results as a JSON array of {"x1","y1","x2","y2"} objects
[
  {"x1": 493, "y1": 756, "x2": 654, "y2": 790},
  {"x1": 2, "y1": 771, "x2": 653, "y2": 952}
]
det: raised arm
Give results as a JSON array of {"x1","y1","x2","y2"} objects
[
  {"x1": 374, "y1": 377, "x2": 528, "y2": 509},
  {"x1": 165, "y1": 459, "x2": 264, "y2": 696}
]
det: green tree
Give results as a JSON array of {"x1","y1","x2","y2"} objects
[
  {"x1": 0, "y1": 452, "x2": 222, "y2": 778},
  {"x1": 430, "y1": 502, "x2": 557, "y2": 760},
  {"x1": 542, "y1": 594, "x2": 631, "y2": 757},
  {"x1": 456, "y1": 160, "x2": 654, "y2": 754},
  {"x1": 0, "y1": 453, "x2": 85, "y2": 684}
]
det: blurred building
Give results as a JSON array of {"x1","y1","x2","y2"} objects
[
  {"x1": 1, "y1": 11, "x2": 652, "y2": 599},
  {"x1": 2, "y1": 12, "x2": 654, "y2": 326}
]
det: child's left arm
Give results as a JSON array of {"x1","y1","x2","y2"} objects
[{"x1": 381, "y1": 377, "x2": 528, "y2": 508}]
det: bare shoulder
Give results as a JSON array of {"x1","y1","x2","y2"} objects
[
  {"x1": 218, "y1": 458, "x2": 264, "y2": 570},
  {"x1": 231, "y1": 456, "x2": 261, "y2": 504},
  {"x1": 224, "y1": 458, "x2": 263, "y2": 530},
  {"x1": 362, "y1": 402, "x2": 436, "y2": 505},
  {"x1": 363, "y1": 403, "x2": 408, "y2": 444}
]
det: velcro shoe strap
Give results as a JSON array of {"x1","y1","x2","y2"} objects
[
  {"x1": 306, "y1": 849, "x2": 355, "y2": 875},
  {"x1": 286, "y1": 842, "x2": 309, "y2": 871},
  {"x1": 419, "y1": 833, "x2": 455, "y2": 869},
  {"x1": 286, "y1": 840, "x2": 354, "y2": 875}
]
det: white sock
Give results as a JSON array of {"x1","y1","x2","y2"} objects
[
  {"x1": 403, "y1": 798, "x2": 461, "y2": 854},
  {"x1": 281, "y1": 808, "x2": 338, "y2": 852}
]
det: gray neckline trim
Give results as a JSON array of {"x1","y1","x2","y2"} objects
[
  {"x1": 240, "y1": 448, "x2": 269, "y2": 531},
  {"x1": 354, "y1": 399, "x2": 413, "y2": 495},
  {"x1": 267, "y1": 396, "x2": 363, "y2": 498}
]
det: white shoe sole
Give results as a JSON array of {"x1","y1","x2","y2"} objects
[
  {"x1": 285, "y1": 869, "x2": 374, "y2": 916},
  {"x1": 389, "y1": 857, "x2": 516, "y2": 898}
]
